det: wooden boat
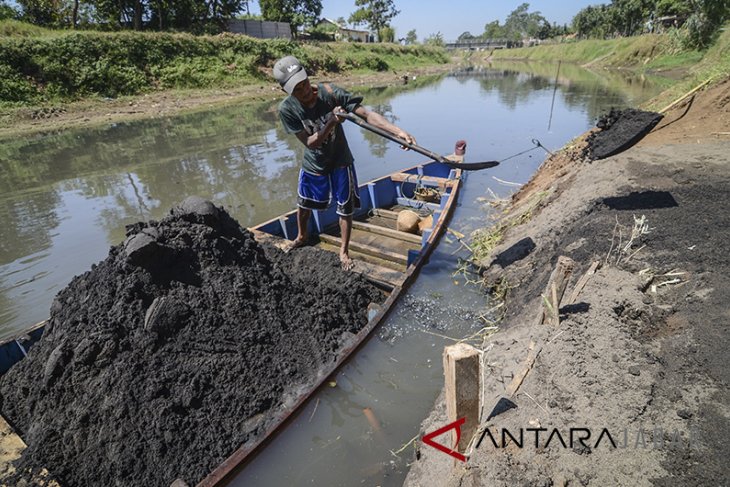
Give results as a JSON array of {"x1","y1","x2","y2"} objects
[
  {"x1": 201, "y1": 149, "x2": 467, "y2": 486},
  {"x1": 0, "y1": 146, "x2": 467, "y2": 487}
]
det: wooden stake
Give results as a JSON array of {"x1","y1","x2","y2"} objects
[
  {"x1": 540, "y1": 256, "x2": 575, "y2": 325},
  {"x1": 568, "y1": 261, "x2": 600, "y2": 305},
  {"x1": 443, "y1": 343, "x2": 481, "y2": 453},
  {"x1": 506, "y1": 340, "x2": 540, "y2": 397}
]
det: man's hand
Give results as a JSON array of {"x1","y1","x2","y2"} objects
[
  {"x1": 332, "y1": 106, "x2": 347, "y2": 124},
  {"x1": 398, "y1": 130, "x2": 416, "y2": 147}
]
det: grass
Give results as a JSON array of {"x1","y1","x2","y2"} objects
[
  {"x1": 643, "y1": 25, "x2": 730, "y2": 112},
  {"x1": 0, "y1": 19, "x2": 56, "y2": 37},
  {"x1": 470, "y1": 190, "x2": 551, "y2": 265},
  {"x1": 488, "y1": 27, "x2": 727, "y2": 76},
  {"x1": 0, "y1": 23, "x2": 448, "y2": 106}
]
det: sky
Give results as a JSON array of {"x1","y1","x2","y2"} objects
[
  {"x1": 5, "y1": 0, "x2": 603, "y2": 41},
  {"x1": 251, "y1": 0, "x2": 603, "y2": 41}
]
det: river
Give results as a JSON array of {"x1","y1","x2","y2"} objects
[{"x1": 0, "y1": 61, "x2": 663, "y2": 486}]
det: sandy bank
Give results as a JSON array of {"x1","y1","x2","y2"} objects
[{"x1": 405, "y1": 78, "x2": 730, "y2": 486}]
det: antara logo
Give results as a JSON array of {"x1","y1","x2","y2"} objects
[
  {"x1": 287, "y1": 64, "x2": 300, "y2": 72},
  {"x1": 421, "y1": 417, "x2": 467, "y2": 462},
  {"x1": 422, "y1": 420, "x2": 698, "y2": 460}
]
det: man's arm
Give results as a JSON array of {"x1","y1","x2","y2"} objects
[
  {"x1": 295, "y1": 111, "x2": 342, "y2": 150},
  {"x1": 351, "y1": 105, "x2": 417, "y2": 146}
]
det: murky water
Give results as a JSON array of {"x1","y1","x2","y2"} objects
[{"x1": 0, "y1": 62, "x2": 663, "y2": 485}]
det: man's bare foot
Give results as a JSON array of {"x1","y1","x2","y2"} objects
[
  {"x1": 285, "y1": 237, "x2": 307, "y2": 253},
  {"x1": 340, "y1": 252, "x2": 354, "y2": 271}
]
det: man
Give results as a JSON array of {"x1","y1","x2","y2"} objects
[{"x1": 274, "y1": 55, "x2": 416, "y2": 270}]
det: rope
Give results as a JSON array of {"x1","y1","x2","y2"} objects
[
  {"x1": 497, "y1": 138, "x2": 554, "y2": 164},
  {"x1": 531, "y1": 138, "x2": 555, "y2": 156}
]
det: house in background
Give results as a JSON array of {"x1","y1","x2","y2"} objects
[{"x1": 316, "y1": 18, "x2": 372, "y2": 42}]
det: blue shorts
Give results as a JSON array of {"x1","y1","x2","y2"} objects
[{"x1": 297, "y1": 166, "x2": 361, "y2": 216}]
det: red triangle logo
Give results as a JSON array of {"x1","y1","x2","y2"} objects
[{"x1": 422, "y1": 417, "x2": 467, "y2": 462}]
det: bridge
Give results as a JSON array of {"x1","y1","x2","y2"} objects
[{"x1": 444, "y1": 39, "x2": 510, "y2": 50}]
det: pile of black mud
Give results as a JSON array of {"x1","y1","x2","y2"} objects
[
  {"x1": 0, "y1": 197, "x2": 384, "y2": 487},
  {"x1": 583, "y1": 108, "x2": 663, "y2": 160}
]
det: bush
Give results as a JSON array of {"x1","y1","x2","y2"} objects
[
  {"x1": 0, "y1": 63, "x2": 37, "y2": 102},
  {"x1": 360, "y1": 54, "x2": 389, "y2": 71},
  {"x1": 0, "y1": 3, "x2": 17, "y2": 21},
  {"x1": 0, "y1": 31, "x2": 447, "y2": 103}
]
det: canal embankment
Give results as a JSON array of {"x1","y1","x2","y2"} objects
[
  {"x1": 405, "y1": 76, "x2": 730, "y2": 485},
  {"x1": 483, "y1": 25, "x2": 730, "y2": 114},
  {"x1": 0, "y1": 24, "x2": 452, "y2": 138}
]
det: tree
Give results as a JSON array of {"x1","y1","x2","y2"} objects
[
  {"x1": 457, "y1": 31, "x2": 474, "y2": 41},
  {"x1": 405, "y1": 28, "x2": 417, "y2": 44},
  {"x1": 379, "y1": 25, "x2": 394, "y2": 42},
  {"x1": 503, "y1": 2, "x2": 530, "y2": 40},
  {"x1": 535, "y1": 19, "x2": 552, "y2": 39},
  {"x1": 503, "y1": 3, "x2": 549, "y2": 40},
  {"x1": 0, "y1": 1, "x2": 19, "y2": 20},
  {"x1": 654, "y1": 0, "x2": 693, "y2": 16},
  {"x1": 348, "y1": 0, "x2": 400, "y2": 41},
  {"x1": 16, "y1": 0, "x2": 64, "y2": 26},
  {"x1": 482, "y1": 20, "x2": 503, "y2": 39},
  {"x1": 685, "y1": 0, "x2": 730, "y2": 48},
  {"x1": 259, "y1": 0, "x2": 323, "y2": 35},
  {"x1": 423, "y1": 31, "x2": 444, "y2": 46},
  {"x1": 610, "y1": 0, "x2": 654, "y2": 36},
  {"x1": 572, "y1": 4, "x2": 612, "y2": 38}
]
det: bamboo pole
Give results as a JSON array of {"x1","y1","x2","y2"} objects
[{"x1": 659, "y1": 77, "x2": 713, "y2": 114}]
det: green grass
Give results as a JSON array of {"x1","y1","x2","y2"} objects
[
  {"x1": 0, "y1": 23, "x2": 448, "y2": 106},
  {"x1": 486, "y1": 25, "x2": 730, "y2": 112},
  {"x1": 489, "y1": 31, "x2": 715, "y2": 73},
  {"x1": 0, "y1": 19, "x2": 56, "y2": 37},
  {"x1": 644, "y1": 25, "x2": 730, "y2": 111}
]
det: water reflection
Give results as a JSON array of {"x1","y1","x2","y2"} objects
[{"x1": 0, "y1": 64, "x2": 664, "y2": 484}]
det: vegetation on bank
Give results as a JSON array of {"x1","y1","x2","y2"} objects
[
  {"x1": 483, "y1": 24, "x2": 730, "y2": 111},
  {"x1": 0, "y1": 23, "x2": 447, "y2": 106}
]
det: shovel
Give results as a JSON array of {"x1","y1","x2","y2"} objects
[{"x1": 339, "y1": 112, "x2": 499, "y2": 171}]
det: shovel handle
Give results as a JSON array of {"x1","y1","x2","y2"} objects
[{"x1": 338, "y1": 112, "x2": 449, "y2": 163}]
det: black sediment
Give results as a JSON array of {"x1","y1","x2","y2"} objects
[{"x1": 0, "y1": 196, "x2": 384, "y2": 486}]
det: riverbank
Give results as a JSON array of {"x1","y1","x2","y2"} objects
[
  {"x1": 405, "y1": 76, "x2": 729, "y2": 485},
  {"x1": 4, "y1": 27, "x2": 728, "y2": 139},
  {"x1": 484, "y1": 26, "x2": 730, "y2": 114},
  {"x1": 0, "y1": 62, "x2": 457, "y2": 139}
]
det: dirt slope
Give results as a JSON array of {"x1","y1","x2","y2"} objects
[{"x1": 405, "y1": 77, "x2": 730, "y2": 486}]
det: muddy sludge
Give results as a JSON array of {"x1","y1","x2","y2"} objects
[
  {"x1": 0, "y1": 197, "x2": 384, "y2": 486},
  {"x1": 584, "y1": 108, "x2": 663, "y2": 160}
]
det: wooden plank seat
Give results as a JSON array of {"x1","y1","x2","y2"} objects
[
  {"x1": 370, "y1": 208, "x2": 400, "y2": 220},
  {"x1": 389, "y1": 172, "x2": 457, "y2": 189},
  {"x1": 351, "y1": 220, "x2": 421, "y2": 244}
]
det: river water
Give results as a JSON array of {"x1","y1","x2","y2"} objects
[{"x1": 0, "y1": 62, "x2": 663, "y2": 485}]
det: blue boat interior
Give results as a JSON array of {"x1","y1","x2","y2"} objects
[
  {"x1": 0, "y1": 325, "x2": 44, "y2": 375},
  {"x1": 256, "y1": 162, "x2": 459, "y2": 263}
]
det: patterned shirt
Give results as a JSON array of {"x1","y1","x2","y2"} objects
[{"x1": 279, "y1": 83, "x2": 363, "y2": 175}]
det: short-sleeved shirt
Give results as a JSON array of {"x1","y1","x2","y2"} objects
[{"x1": 279, "y1": 83, "x2": 363, "y2": 175}]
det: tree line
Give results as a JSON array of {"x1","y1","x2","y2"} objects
[
  {"x1": 572, "y1": 0, "x2": 728, "y2": 48},
  {"x1": 1, "y1": 0, "x2": 726, "y2": 47},
  {"x1": 0, "y1": 0, "x2": 401, "y2": 38},
  {"x1": 442, "y1": 1, "x2": 727, "y2": 49}
]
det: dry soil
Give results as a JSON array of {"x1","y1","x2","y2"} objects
[{"x1": 405, "y1": 77, "x2": 730, "y2": 486}]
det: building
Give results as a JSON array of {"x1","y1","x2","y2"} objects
[{"x1": 317, "y1": 18, "x2": 372, "y2": 43}]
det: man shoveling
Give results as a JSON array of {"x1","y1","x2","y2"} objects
[{"x1": 274, "y1": 55, "x2": 416, "y2": 270}]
